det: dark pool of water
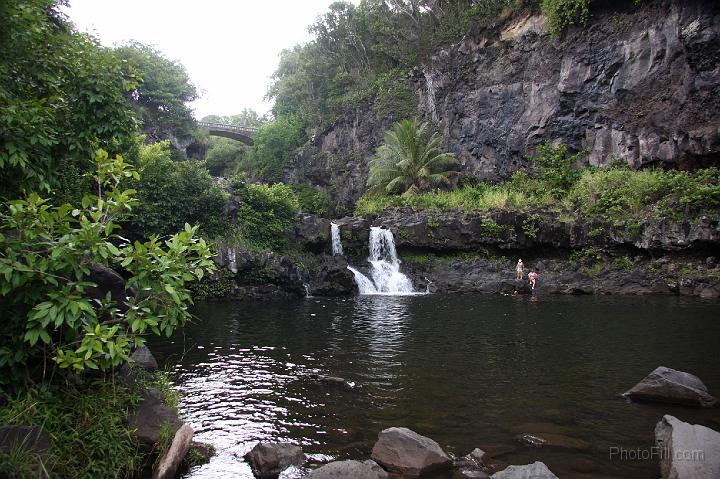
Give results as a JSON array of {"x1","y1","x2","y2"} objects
[{"x1": 149, "y1": 294, "x2": 720, "y2": 478}]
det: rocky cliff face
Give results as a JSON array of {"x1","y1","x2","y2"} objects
[{"x1": 285, "y1": 0, "x2": 720, "y2": 212}]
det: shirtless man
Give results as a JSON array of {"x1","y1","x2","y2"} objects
[
  {"x1": 515, "y1": 259, "x2": 524, "y2": 280},
  {"x1": 528, "y1": 271, "x2": 538, "y2": 290}
]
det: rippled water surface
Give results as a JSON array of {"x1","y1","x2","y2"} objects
[{"x1": 149, "y1": 294, "x2": 720, "y2": 478}]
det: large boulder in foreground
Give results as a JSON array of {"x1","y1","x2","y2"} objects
[
  {"x1": 371, "y1": 427, "x2": 452, "y2": 477},
  {"x1": 306, "y1": 459, "x2": 388, "y2": 479},
  {"x1": 655, "y1": 415, "x2": 720, "y2": 479},
  {"x1": 491, "y1": 462, "x2": 559, "y2": 479},
  {"x1": 244, "y1": 442, "x2": 304, "y2": 479},
  {"x1": 128, "y1": 388, "x2": 182, "y2": 451},
  {"x1": 623, "y1": 366, "x2": 719, "y2": 408}
]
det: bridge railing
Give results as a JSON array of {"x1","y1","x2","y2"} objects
[{"x1": 197, "y1": 121, "x2": 258, "y2": 135}]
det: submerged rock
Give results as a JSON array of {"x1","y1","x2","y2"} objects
[
  {"x1": 515, "y1": 432, "x2": 590, "y2": 451},
  {"x1": 244, "y1": 442, "x2": 304, "y2": 479},
  {"x1": 306, "y1": 459, "x2": 388, "y2": 479},
  {"x1": 371, "y1": 427, "x2": 452, "y2": 477},
  {"x1": 655, "y1": 415, "x2": 720, "y2": 479},
  {"x1": 490, "y1": 461, "x2": 559, "y2": 479},
  {"x1": 623, "y1": 366, "x2": 719, "y2": 407}
]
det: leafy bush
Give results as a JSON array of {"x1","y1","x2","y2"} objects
[
  {"x1": 0, "y1": 150, "x2": 215, "y2": 384},
  {"x1": 130, "y1": 141, "x2": 226, "y2": 237},
  {"x1": 542, "y1": 0, "x2": 590, "y2": 36},
  {"x1": 527, "y1": 141, "x2": 583, "y2": 197},
  {"x1": 289, "y1": 184, "x2": 331, "y2": 216},
  {"x1": 368, "y1": 119, "x2": 457, "y2": 196},
  {"x1": 229, "y1": 182, "x2": 300, "y2": 251},
  {"x1": 568, "y1": 166, "x2": 720, "y2": 221},
  {"x1": 245, "y1": 115, "x2": 306, "y2": 182}
]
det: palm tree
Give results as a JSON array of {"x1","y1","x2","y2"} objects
[{"x1": 367, "y1": 119, "x2": 457, "y2": 196}]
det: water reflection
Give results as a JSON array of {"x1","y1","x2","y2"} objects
[{"x1": 147, "y1": 295, "x2": 720, "y2": 479}]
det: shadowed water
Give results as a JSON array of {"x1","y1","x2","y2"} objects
[{"x1": 149, "y1": 294, "x2": 720, "y2": 478}]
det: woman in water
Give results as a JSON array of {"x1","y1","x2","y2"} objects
[{"x1": 528, "y1": 271, "x2": 538, "y2": 290}]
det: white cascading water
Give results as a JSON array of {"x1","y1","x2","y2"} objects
[
  {"x1": 331, "y1": 222, "x2": 343, "y2": 256},
  {"x1": 347, "y1": 227, "x2": 415, "y2": 295}
]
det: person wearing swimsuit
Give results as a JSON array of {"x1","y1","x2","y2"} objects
[
  {"x1": 528, "y1": 271, "x2": 538, "y2": 290},
  {"x1": 515, "y1": 259, "x2": 524, "y2": 280}
]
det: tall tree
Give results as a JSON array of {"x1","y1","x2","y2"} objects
[
  {"x1": 0, "y1": 0, "x2": 138, "y2": 198},
  {"x1": 114, "y1": 41, "x2": 199, "y2": 141}
]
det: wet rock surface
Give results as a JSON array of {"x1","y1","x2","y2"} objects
[
  {"x1": 128, "y1": 388, "x2": 183, "y2": 451},
  {"x1": 655, "y1": 415, "x2": 720, "y2": 479},
  {"x1": 305, "y1": 459, "x2": 388, "y2": 479},
  {"x1": 244, "y1": 442, "x2": 305, "y2": 479},
  {"x1": 623, "y1": 366, "x2": 719, "y2": 407},
  {"x1": 370, "y1": 427, "x2": 453, "y2": 477},
  {"x1": 490, "y1": 461, "x2": 559, "y2": 479}
]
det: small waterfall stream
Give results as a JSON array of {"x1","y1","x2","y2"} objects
[
  {"x1": 424, "y1": 69, "x2": 439, "y2": 123},
  {"x1": 331, "y1": 222, "x2": 343, "y2": 256},
  {"x1": 345, "y1": 226, "x2": 416, "y2": 295}
]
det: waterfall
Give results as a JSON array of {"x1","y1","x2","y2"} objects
[
  {"x1": 347, "y1": 227, "x2": 416, "y2": 295},
  {"x1": 348, "y1": 267, "x2": 377, "y2": 294},
  {"x1": 331, "y1": 222, "x2": 343, "y2": 256},
  {"x1": 424, "y1": 69, "x2": 439, "y2": 123}
]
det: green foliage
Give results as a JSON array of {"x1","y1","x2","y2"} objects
[
  {"x1": 569, "y1": 246, "x2": 602, "y2": 265},
  {"x1": 289, "y1": 184, "x2": 331, "y2": 216},
  {"x1": 227, "y1": 181, "x2": 300, "y2": 251},
  {"x1": 0, "y1": 382, "x2": 141, "y2": 479},
  {"x1": 205, "y1": 137, "x2": 249, "y2": 177},
  {"x1": 114, "y1": 42, "x2": 198, "y2": 139},
  {"x1": 479, "y1": 218, "x2": 506, "y2": 237},
  {"x1": 0, "y1": 0, "x2": 138, "y2": 197},
  {"x1": 130, "y1": 141, "x2": 227, "y2": 237},
  {"x1": 355, "y1": 183, "x2": 532, "y2": 215},
  {"x1": 527, "y1": 142, "x2": 583, "y2": 197},
  {"x1": 189, "y1": 268, "x2": 236, "y2": 300},
  {"x1": 522, "y1": 213, "x2": 542, "y2": 239},
  {"x1": 201, "y1": 109, "x2": 267, "y2": 129},
  {"x1": 269, "y1": 0, "x2": 516, "y2": 129},
  {"x1": 542, "y1": 0, "x2": 590, "y2": 36},
  {"x1": 245, "y1": 115, "x2": 306, "y2": 182},
  {"x1": 0, "y1": 150, "x2": 215, "y2": 383},
  {"x1": 568, "y1": 166, "x2": 720, "y2": 222},
  {"x1": 368, "y1": 119, "x2": 457, "y2": 195}
]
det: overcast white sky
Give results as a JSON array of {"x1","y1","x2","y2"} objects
[{"x1": 64, "y1": 0, "x2": 347, "y2": 119}]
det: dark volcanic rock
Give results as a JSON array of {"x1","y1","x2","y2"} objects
[
  {"x1": 371, "y1": 427, "x2": 452, "y2": 477},
  {"x1": 308, "y1": 255, "x2": 357, "y2": 296},
  {"x1": 128, "y1": 388, "x2": 182, "y2": 451},
  {"x1": 289, "y1": 215, "x2": 331, "y2": 252},
  {"x1": 623, "y1": 366, "x2": 719, "y2": 407},
  {"x1": 285, "y1": 1, "x2": 720, "y2": 212},
  {"x1": 244, "y1": 442, "x2": 304, "y2": 479},
  {"x1": 131, "y1": 346, "x2": 158, "y2": 371},
  {"x1": 306, "y1": 459, "x2": 388, "y2": 479}
]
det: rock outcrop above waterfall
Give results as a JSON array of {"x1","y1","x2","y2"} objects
[{"x1": 284, "y1": 0, "x2": 720, "y2": 212}]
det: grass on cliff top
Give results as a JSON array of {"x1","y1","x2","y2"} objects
[{"x1": 355, "y1": 166, "x2": 720, "y2": 223}]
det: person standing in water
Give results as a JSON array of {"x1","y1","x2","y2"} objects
[
  {"x1": 528, "y1": 271, "x2": 538, "y2": 290},
  {"x1": 515, "y1": 259, "x2": 524, "y2": 280}
]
